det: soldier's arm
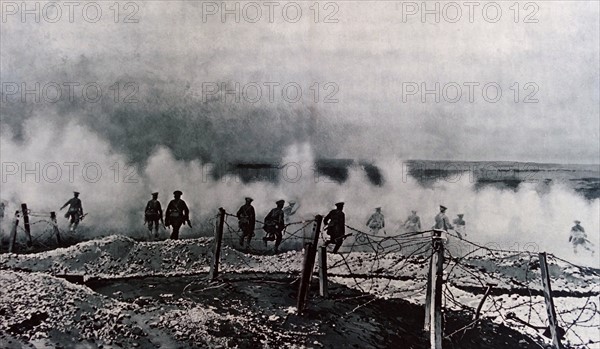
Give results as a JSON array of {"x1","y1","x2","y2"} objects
[{"x1": 60, "y1": 199, "x2": 70, "y2": 210}]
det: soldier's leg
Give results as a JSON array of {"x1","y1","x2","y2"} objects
[
  {"x1": 332, "y1": 238, "x2": 342, "y2": 253},
  {"x1": 274, "y1": 231, "x2": 283, "y2": 253},
  {"x1": 69, "y1": 214, "x2": 77, "y2": 231},
  {"x1": 239, "y1": 228, "x2": 245, "y2": 246},
  {"x1": 171, "y1": 221, "x2": 182, "y2": 239},
  {"x1": 245, "y1": 228, "x2": 253, "y2": 246},
  {"x1": 153, "y1": 220, "x2": 159, "y2": 237}
]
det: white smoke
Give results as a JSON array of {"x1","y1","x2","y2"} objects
[{"x1": 1, "y1": 116, "x2": 598, "y2": 266}]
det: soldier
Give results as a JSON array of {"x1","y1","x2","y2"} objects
[
  {"x1": 366, "y1": 207, "x2": 385, "y2": 234},
  {"x1": 433, "y1": 205, "x2": 453, "y2": 240},
  {"x1": 569, "y1": 220, "x2": 594, "y2": 255},
  {"x1": 144, "y1": 192, "x2": 164, "y2": 239},
  {"x1": 452, "y1": 214, "x2": 466, "y2": 239},
  {"x1": 283, "y1": 200, "x2": 300, "y2": 224},
  {"x1": 236, "y1": 197, "x2": 256, "y2": 248},
  {"x1": 263, "y1": 200, "x2": 285, "y2": 253},
  {"x1": 165, "y1": 190, "x2": 190, "y2": 240},
  {"x1": 404, "y1": 210, "x2": 421, "y2": 233},
  {"x1": 324, "y1": 202, "x2": 346, "y2": 253},
  {"x1": 60, "y1": 191, "x2": 84, "y2": 232}
]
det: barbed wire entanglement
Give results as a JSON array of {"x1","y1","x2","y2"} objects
[
  {"x1": 206, "y1": 207, "x2": 599, "y2": 345},
  {"x1": 211, "y1": 210, "x2": 599, "y2": 348},
  {"x1": 3, "y1": 209, "x2": 66, "y2": 252},
  {"x1": 438, "y1": 231, "x2": 600, "y2": 349}
]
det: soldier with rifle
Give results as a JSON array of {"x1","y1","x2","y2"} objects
[
  {"x1": 324, "y1": 202, "x2": 347, "y2": 253},
  {"x1": 165, "y1": 190, "x2": 191, "y2": 240},
  {"x1": 263, "y1": 200, "x2": 285, "y2": 254},
  {"x1": 144, "y1": 192, "x2": 164, "y2": 239},
  {"x1": 60, "y1": 191, "x2": 84, "y2": 232},
  {"x1": 236, "y1": 197, "x2": 256, "y2": 248}
]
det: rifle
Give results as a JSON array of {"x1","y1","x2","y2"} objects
[{"x1": 186, "y1": 218, "x2": 193, "y2": 228}]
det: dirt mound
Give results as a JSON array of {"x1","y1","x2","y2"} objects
[{"x1": 0, "y1": 235, "x2": 213, "y2": 278}]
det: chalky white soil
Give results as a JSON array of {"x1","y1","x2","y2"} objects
[{"x1": 1, "y1": 235, "x2": 598, "y2": 348}]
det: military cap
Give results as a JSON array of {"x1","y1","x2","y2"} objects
[
  {"x1": 276, "y1": 199, "x2": 285, "y2": 205},
  {"x1": 574, "y1": 220, "x2": 581, "y2": 224},
  {"x1": 152, "y1": 192, "x2": 159, "y2": 196},
  {"x1": 173, "y1": 190, "x2": 183, "y2": 196},
  {"x1": 245, "y1": 197, "x2": 253, "y2": 202},
  {"x1": 440, "y1": 205, "x2": 447, "y2": 210},
  {"x1": 457, "y1": 213, "x2": 464, "y2": 217},
  {"x1": 335, "y1": 202, "x2": 344, "y2": 207},
  {"x1": 73, "y1": 191, "x2": 80, "y2": 195}
]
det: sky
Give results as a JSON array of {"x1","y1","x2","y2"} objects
[
  {"x1": 0, "y1": 2, "x2": 599, "y2": 266},
  {"x1": 0, "y1": 0, "x2": 598, "y2": 164}
]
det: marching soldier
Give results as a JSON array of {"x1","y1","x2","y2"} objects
[
  {"x1": 60, "y1": 191, "x2": 84, "y2": 232},
  {"x1": 324, "y1": 202, "x2": 346, "y2": 253},
  {"x1": 236, "y1": 197, "x2": 256, "y2": 248},
  {"x1": 283, "y1": 200, "x2": 299, "y2": 224},
  {"x1": 569, "y1": 220, "x2": 594, "y2": 255},
  {"x1": 144, "y1": 192, "x2": 164, "y2": 239},
  {"x1": 404, "y1": 210, "x2": 421, "y2": 233},
  {"x1": 165, "y1": 190, "x2": 190, "y2": 240},
  {"x1": 452, "y1": 214, "x2": 466, "y2": 239},
  {"x1": 366, "y1": 207, "x2": 385, "y2": 234},
  {"x1": 263, "y1": 200, "x2": 285, "y2": 253},
  {"x1": 433, "y1": 205, "x2": 453, "y2": 240}
]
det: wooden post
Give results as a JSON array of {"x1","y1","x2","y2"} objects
[
  {"x1": 208, "y1": 208, "x2": 226, "y2": 281},
  {"x1": 50, "y1": 212, "x2": 61, "y2": 245},
  {"x1": 424, "y1": 250, "x2": 433, "y2": 331},
  {"x1": 297, "y1": 215, "x2": 323, "y2": 314},
  {"x1": 318, "y1": 246, "x2": 328, "y2": 298},
  {"x1": 8, "y1": 211, "x2": 19, "y2": 253},
  {"x1": 429, "y1": 230, "x2": 444, "y2": 349},
  {"x1": 21, "y1": 203, "x2": 32, "y2": 247},
  {"x1": 539, "y1": 252, "x2": 564, "y2": 349}
]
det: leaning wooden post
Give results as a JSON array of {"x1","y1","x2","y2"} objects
[
  {"x1": 50, "y1": 212, "x2": 61, "y2": 245},
  {"x1": 318, "y1": 246, "x2": 328, "y2": 298},
  {"x1": 8, "y1": 211, "x2": 20, "y2": 253},
  {"x1": 429, "y1": 230, "x2": 444, "y2": 349},
  {"x1": 21, "y1": 203, "x2": 32, "y2": 247},
  {"x1": 473, "y1": 284, "x2": 494, "y2": 320},
  {"x1": 208, "y1": 208, "x2": 226, "y2": 281},
  {"x1": 297, "y1": 215, "x2": 323, "y2": 314},
  {"x1": 539, "y1": 252, "x2": 564, "y2": 349}
]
